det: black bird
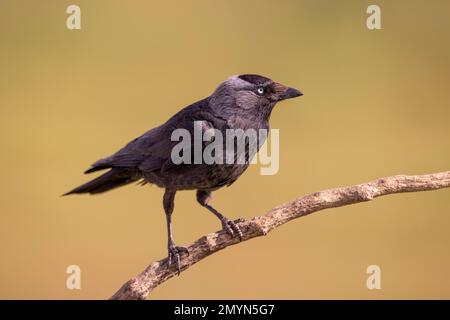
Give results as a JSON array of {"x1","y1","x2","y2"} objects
[{"x1": 65, "y1": 74, "x2": 302, "y2": 273}]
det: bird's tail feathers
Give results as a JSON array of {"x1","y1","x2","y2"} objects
[{"x1": 63, "y1": 169, "x2": 138, "y2": 196}]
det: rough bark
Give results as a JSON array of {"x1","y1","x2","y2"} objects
[{"x1": 111, "y1": 171, "x2": 450, "y2": 300}]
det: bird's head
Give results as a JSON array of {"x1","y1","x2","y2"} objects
[{"x1": 209, "y1": 74, "x2": 303, "y2": 121}]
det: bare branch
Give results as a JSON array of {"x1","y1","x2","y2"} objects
[{"x1": 111, "y1": 171, "x2": 450, "y2": 300}]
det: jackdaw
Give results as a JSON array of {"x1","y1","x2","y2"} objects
[{"x1": 65, "y1": 74, "x2": 303, "y2": 273}]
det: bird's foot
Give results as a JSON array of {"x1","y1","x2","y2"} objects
[
  {"x1": 220, "y1": 217, "x2": 243, "y2": 241},
  {"x1": 167, "y1": 242, "x2": 189, "y2": 275}
]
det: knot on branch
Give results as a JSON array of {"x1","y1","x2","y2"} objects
[{"x1": 354, "y1": 184, "x2": 377, "y2": 201}]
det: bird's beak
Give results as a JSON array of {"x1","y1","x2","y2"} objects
[{"x1": 274, "y1": 83, "x2": 303, "y2": 101}]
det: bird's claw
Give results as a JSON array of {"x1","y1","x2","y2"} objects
[
  {"x1": 167, "y1": 244, "x2": 189, "y2": 275},
  {"x1": 221, "y1": 218, "x2": 243, "y2": 241}
]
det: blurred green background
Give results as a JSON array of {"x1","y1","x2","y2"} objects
[{"x1": 1, "y1": 0, "x2": 449, "y2": 299}]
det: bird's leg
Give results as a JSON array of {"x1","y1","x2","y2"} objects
[
  {"x1": 196, "y1": 190, "x2": 243, "y2": 240},
  {"x1": 163, "y1": 189, "x2": 188, "y2": 275}
]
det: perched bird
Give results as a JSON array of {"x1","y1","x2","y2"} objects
[{"x1": 65, "y1": 74, "x2": 302, "y2": 273}]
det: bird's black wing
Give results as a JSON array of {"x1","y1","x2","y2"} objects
[{"x1": 84, "y1": 98, "x2": 228, "y2": 174}]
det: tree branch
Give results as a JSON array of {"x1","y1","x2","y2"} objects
[{"x1": 111, "y1": 171, "x2": 450, "y2": 300}]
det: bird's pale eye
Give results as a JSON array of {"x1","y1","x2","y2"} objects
[{"x1": 257, "y1": 87, "x2": 264, "y2": 95}]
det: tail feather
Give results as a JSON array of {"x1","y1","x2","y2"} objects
[
  {"x1": 84, "y1": 165, "x2": 110, "y2": 174},
  {"x1": 64, "y1": 169, "x2": 137, "y2": 196}
]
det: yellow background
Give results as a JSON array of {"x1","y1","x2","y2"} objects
[{"x1": 1, "y1": 0, "x2": 449, "y2": 299}]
